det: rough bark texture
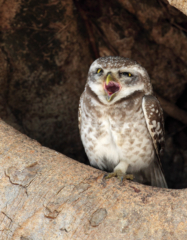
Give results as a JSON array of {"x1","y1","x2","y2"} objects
[
  {"x1": 0, "y1": 0, "x2": 92, "y2": 162},
  {"x1": 0, "y1": 119, "x2": 187, "y2": 240}
]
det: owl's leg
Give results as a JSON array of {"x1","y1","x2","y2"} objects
[{"x1": 105, "y1": 161, "x2": 134, "y2": 182}]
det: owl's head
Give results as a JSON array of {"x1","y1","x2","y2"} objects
[{"x1": 87, "y1": 56, "x2": 153, "y2": 105}]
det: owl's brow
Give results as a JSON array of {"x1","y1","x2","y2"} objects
[
  {"x1": 90, "y1": 66, "x2": 146, "y2": 76},
  {"x1": 122, "y1": 66, "x2": 147, "y2": 77}
]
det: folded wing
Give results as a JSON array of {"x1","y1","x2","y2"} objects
[{"x1": 142, "y1": 95, "x2": 168, "y2": 188}]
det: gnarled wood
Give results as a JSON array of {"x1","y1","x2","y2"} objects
[
  {"x1": 1, "y1": 0, "x2": 187, "y2": 238},
  {"x1": 158, "y1": 94, "x2": 187, "y2": 125},
  {"x1": 0, "y1": 119, "x2": 187, "y2": 239}
]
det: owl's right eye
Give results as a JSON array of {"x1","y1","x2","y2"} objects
[
  {"x1": 121, "y1": 72, "x2": 133, "y2": 77},
  {"x1": 96, "y1": 68, "x2": 103, "y2": 74}
]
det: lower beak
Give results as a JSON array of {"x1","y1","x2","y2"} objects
[{"x1": 104, "y1": 74, "x2": 121, "y2": 102}]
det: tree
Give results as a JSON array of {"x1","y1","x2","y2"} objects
[{"x1": 0, "y1": 0, "x2": 187, "y2": 238}]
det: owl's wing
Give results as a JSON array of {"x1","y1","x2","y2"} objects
[
  {"x1": 142, "y1": 95, "x2": 167, "y2": 188},
  {"x1": 78, "y1": 94, "x2": 83, "y2": 131},
  {"x1": 142, "y1": 95, "x2": 165, "y2": 160}
]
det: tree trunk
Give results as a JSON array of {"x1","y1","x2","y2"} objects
[
  {"x1": 0, "y1": 118, "x2": 187, "y2": 240},
  {"x1": 1, "y1": 0, "x2": 187, "y2": 238}
]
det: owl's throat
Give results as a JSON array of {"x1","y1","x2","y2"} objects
[{"x1": 104, "y1": 81, "x2": 120, "y2": 96}]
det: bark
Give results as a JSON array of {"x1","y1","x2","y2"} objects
[
  {"x1": 0, "y1": 0, "x2": 187, "y2": 238},
  {"x1": 157, "y1": 94, "x2": 187, "y2": 125},
  {"x1": 0, "y1": 0, "x2": 92, "y2": 163},
  {"x1": 0, "y1": 118, "x2": 187, "y2": 240},
  {"x1": 168, "y1": 0, "x2": 187, "y2": 15}
]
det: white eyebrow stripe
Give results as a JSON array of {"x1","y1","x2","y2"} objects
[
  {"x1": 89, "y1": 64, "x2": 147, "y2": 77},
  {"x1": 122, "y1": 66, "x2": 147, "y2": 76},
  {"x1": 89, "y1": 62, "x2": 102, "y2": 70}
]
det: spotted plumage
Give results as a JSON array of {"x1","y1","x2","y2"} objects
[{"x1": 79, "y1": 56, "x2": 167, "y2": 188}]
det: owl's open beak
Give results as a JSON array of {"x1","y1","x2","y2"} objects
[{"x1": 104, "y1": 73, "x2": 121, "y2": 102}]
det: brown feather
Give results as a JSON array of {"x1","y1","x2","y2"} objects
[{"x1": 142, "y1": 95, "x2": 165, "y2": 164}]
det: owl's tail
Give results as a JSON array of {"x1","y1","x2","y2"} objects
[
  {"x1": 133, "y1": 159, "x2": 168, "y2": 188},
  {"x1": 149, "y1": 160, "x2": 168, "y2": 188}
]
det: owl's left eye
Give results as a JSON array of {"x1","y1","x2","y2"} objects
[
  {"x1": 121, "y1": 72, "x2": 133, "y2": 77},
  {"x1": 96, "y1": 68, "x2": 103, "y2": 74}
]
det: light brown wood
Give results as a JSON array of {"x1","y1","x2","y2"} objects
[
  {"x1": 168, "y1": 0, "x2": 187, "y2": 15},
  {"x1": 0, "y1": 119, "x2": 187, "y2": 239},
  {"x1": 1, "y1": 0, "x2": 187, "y2": 239}
]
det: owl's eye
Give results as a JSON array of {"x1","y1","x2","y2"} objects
[
  {"x1": 121, "y1": 72, "x2": 133, "y2": 77},
  {"x1": 96, "y1": 68, "x2": 103, "y2": 74}
]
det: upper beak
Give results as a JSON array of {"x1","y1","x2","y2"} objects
[
  {"x1": 104, "y1": 73, "x2": 121, "y2": 102},
  {"x1": 106, "y1": 73, "x2": 113, "y2": 86}
]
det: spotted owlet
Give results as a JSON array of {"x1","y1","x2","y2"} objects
[{"x1": 78, "y1": 56, "x2": 167, "y2": 188}]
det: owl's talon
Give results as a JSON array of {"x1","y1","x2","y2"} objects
[
  {"x1": 102, "y1": 173, "x2": 109, "y2": 181},
  {"x1": 104, "y1": 172, "x2": 117, "y2": 179},
  {"x1": 104, "y1": 170, "x2": 134, "y2": 182},
  {"x1": 103, "y1": 173, "x2": 108, "y2": 179}
]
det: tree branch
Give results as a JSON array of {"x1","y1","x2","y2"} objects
[
  {"x1": 157, "y1": 94, "x2": 187, "y2": 125},
  {"x1": 0, "y1": 119, "x2": 186, "y2": 239}
]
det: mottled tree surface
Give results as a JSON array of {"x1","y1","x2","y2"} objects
[
  {"x1": 0, "y1": 119, "x2": 187, "y2": 240},
  {"x1": 1, "y1": 0, "x2": 187, "y2": 238},
  {"x1": 0, "y1": 0, "x2": 92, "y2": 162}
]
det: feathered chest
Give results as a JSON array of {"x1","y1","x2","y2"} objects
[
  {"x1": 80, "y1": 89, "x2": 145, "y2": 133},
  {"x1": 79, "y1": 90, "x2": 154, "y2": 171},
  {"x1": 80, "y1": 95, "x2": 148, "y2": 145}
]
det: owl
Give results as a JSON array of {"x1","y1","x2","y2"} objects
[{"x1": 78, "y1": 56, "x2": 167, "y2": 188}]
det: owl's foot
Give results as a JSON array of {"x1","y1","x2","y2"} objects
[{"x1": 104, "y1": 170, "x2": 134, "y2": 182}]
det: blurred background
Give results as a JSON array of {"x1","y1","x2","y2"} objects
[{"x1": 0, "y1": 0, "x2": 187, "y2": 188}]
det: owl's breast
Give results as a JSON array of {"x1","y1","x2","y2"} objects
[
  {"x1": 109, "y1": 107, "x2": 155, "y2": 171},
  {"x1": 80, "y1": 109, "x2": 120, "y2": 171},
  {"x1": 80, "y1": 97, "x2": 155, "y2": 172}
]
